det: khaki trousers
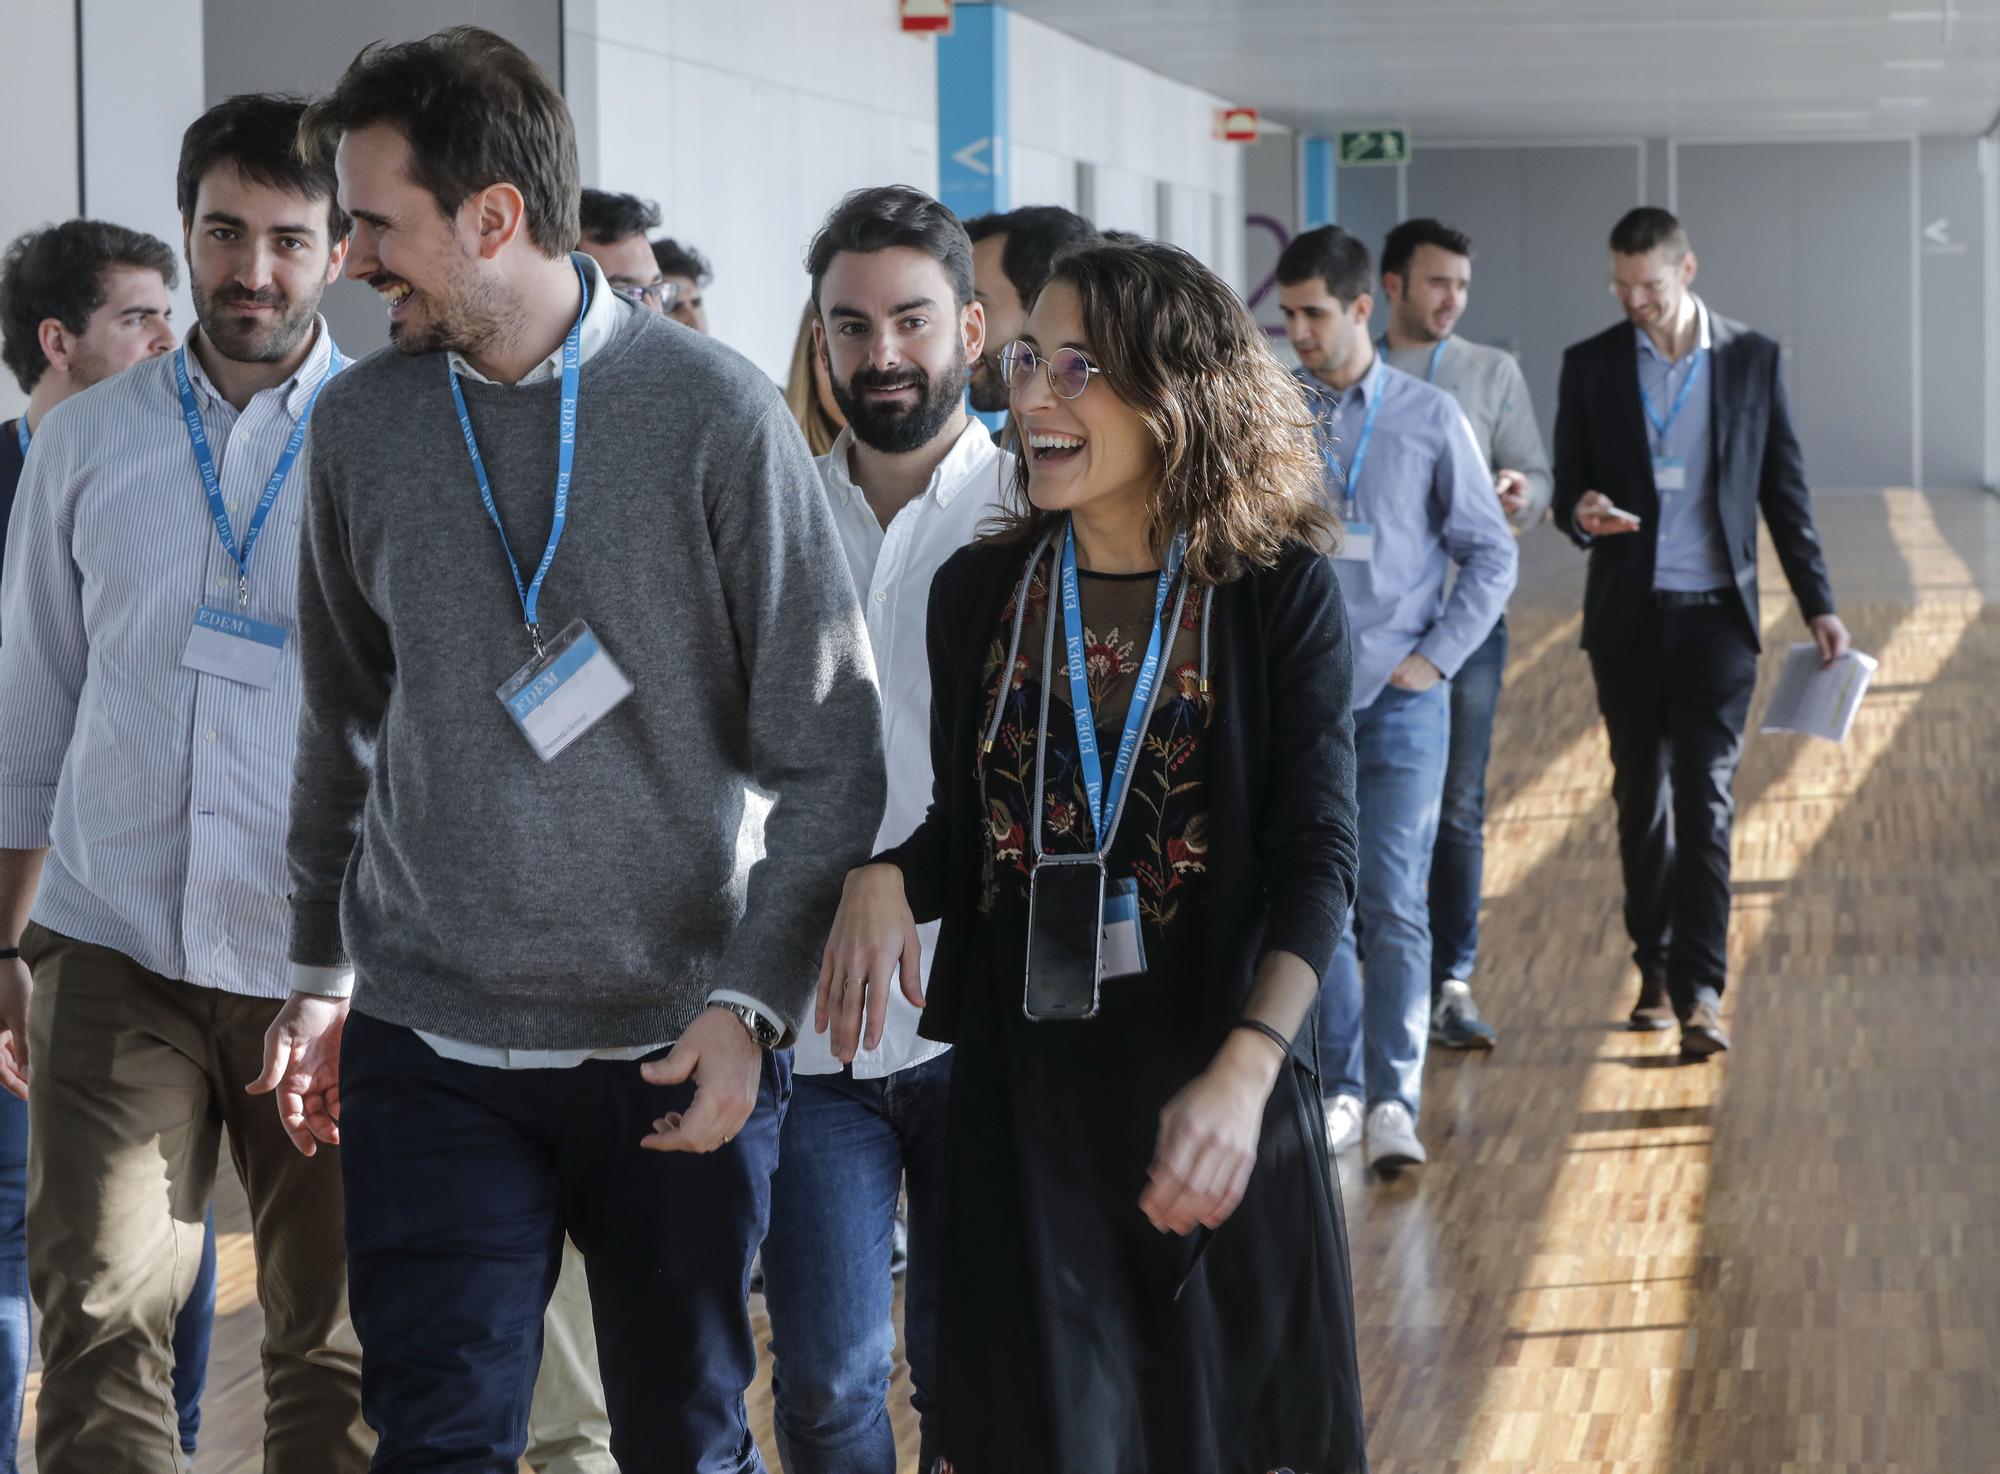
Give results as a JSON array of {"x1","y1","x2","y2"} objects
[
  {"x1": 525, "y1": 1237, "x2": 615, "y2": 1474},
  {"x1": 22, "y1": 925, "x2": 368, "y2": 1473}
]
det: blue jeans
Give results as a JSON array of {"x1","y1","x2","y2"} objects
[
  {"x1": 1317, "y1": 682, "x2": 1451, "y2": 1120},
  {"x1": 339, "y1": 1010, "x2": 787, "y2": 1474},
  {"x1": 761, "y1": 1054, "x2": 950, "y2": 1474},
  {"x1": 1429, "y1": 614, "x2": 1509, "y2": 993},
  {"x1": 0, "y1": 1092, "x2": 216, "y2": 1472}
]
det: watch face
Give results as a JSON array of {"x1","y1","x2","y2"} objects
[{"x1": 737, "y1": 1005, "x2": 776, "y2": 1046}]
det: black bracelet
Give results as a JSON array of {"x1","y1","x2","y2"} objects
[
  {"x1": 0, "y1": 948, "x2": 18, "y2": 962},
  {"x1": 1231, "y1": 1017, "x2": 1293, "y2": 1058}
]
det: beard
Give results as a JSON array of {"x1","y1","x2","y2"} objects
[
  {"x1": 375, "y1": 250, "x2": 514, "y2": 361},
  {"x1": 833, "y1": 351, "x2": 969, "y2": 454},
  {"x1": 65, "y1": 340, "x2": 121, "y2": 391},
  {"x1": 966, "y1": 347, "x2": 1009, "y2": 413},
  {"x1": 192, "y1": 278, "x2": 322, "y2": 365}
]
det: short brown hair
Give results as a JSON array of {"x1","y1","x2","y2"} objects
[
  {"x1": 990, "y1": 239, "x2": 1336, "y2": 584},
  {"x1": 301, "y1": 26, "x2": 579, "y2": 259},
  {"x1": 1610, "y1": 207, "x2": 1690, "y2": 260}
]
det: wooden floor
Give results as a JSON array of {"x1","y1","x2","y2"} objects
[{"x1": 18, "y1": 487, "x2": 1999, "y2": 1472}]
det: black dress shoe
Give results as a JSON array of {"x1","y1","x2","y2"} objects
[
  {"x1": 1680, "y1": 999, "x2": 1731, "y2": 1058},
  {"x1": 1628, "y1": 977, "x2": 1675, "y2": 1032}
]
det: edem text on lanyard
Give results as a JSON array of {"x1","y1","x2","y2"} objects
[
  {"x1": 449, "y1": 254, "x2": 589, "y2": 660},
  {"x1": 1641, "y1": 340, "x2": 1705, "y2": 453},
  {"x1": 1328, "y1": 367, "x2": 1385, "y2": 521},
  {"x1": 175, "y1": 336, "x2": 345, "y2": 609},
  {"x1": 1049, "y1": 518, "x2": 1188, "y2": 856},
  {"x1": 13, "y1": 417, "x2": 27, "y2": 459}
]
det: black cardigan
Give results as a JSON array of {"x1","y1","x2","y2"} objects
[{"x1": 878, "y1": 536, "x2": 1360, "y2": 1054}]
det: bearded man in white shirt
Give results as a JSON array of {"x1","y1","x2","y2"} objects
[{"x1": 759, "y1": 185, "x2": 1010, "y2": 1474}]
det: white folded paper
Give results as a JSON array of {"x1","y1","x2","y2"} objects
[{"x1": 1760, "y1": 644, "x2": 1877, "y2": 743}]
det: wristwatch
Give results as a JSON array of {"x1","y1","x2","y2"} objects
[{"x1": 715, "y1": 999, "x2": 784, "y2": 1051}]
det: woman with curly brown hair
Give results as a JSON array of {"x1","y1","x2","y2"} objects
[{"x1": 818, "y1": 238, "x2": 1368, "y2": 1474}]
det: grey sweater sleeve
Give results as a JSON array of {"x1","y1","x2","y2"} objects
[
  {"x1": 285, "y1": 428, "x2": 391, "y2": 969},
  {"x1": 1490, "y1": 354, "x2": 1553, "y2": 528},
  {"x1": 708, "y1": 402, "x2": 886, "y2": 1033}
]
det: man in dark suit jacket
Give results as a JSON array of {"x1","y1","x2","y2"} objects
[{"x1": 1553, "y1": 206, "x2": 1849, "y2": 1059}]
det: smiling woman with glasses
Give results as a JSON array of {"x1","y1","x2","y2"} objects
[{"x1": 817, "y1": 239, "x2": 1368, "y2": 1474}]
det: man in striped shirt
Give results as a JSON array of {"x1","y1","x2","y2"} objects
[{"x1": 0, "y1": 96, "x2": 368, "y2": 1472}]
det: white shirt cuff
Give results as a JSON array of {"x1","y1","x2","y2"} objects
[{"x1": 290, "y1": 963, "x2": 356, "y2": 999}]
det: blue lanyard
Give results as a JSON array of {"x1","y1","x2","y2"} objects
[
  {"x1": 1327, "y1": 373, "x2": 1384, "y2": 518},
  {"x1": 13, "y1": 418, "x2": 27, "y2": 458},
  {"x1": 1376, "y1": 333, "x2": 1446, "y2": 383},
  {"x1": 1057, "y1": 519, "x2": 1185, "y2": 852},
  {"x1": 449, "y1": 255, "x2": 590, "y2": 656},
  {"x1": 1640, "y1": 346, "x2": 1704, "y2": 451},
  {"x1": 174, "y1": 337, "x2": 343, "y2": 606}
]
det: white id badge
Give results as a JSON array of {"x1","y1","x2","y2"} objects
[
  {"x1": 181, "y1": 605, "x2": 287, "y2": 689},
  {"x1": 1653, "y1": 457, "x2": 1687, "y2": 493},
  {"x1": 1100, "y1": 877, "x2": 1148, "y2": 979},
  {"x1": 496, "y1": 618, "x2": 634, "y2": 762},
  {"x1": 1335, "y1": 519, "x2": 1376, "y2": 563}
]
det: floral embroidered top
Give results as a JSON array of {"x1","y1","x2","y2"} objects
[{"x1": 977, "y1": 561, "x2": 1213, "y2": 947}]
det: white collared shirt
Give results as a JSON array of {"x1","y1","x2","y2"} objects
[
  {"x1": 790, "y1": 418, "x2": 1013, "y2": 1078},
  {"x1": 0, "y1": 321, "x2": 339, "y2": 997}
]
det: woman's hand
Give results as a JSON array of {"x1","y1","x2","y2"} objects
[
  {"x1": 815, "y1": 863, "x2": 923, "y2": 1062},
  {"x1": 1139, "y1": 1029, "x2": 1284, "y2": 1236}
]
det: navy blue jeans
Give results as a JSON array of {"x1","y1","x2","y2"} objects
[
  {"x1": 339, "y1": 1011, "x2": 789, "y2": 1474},
  {"x1": 0, "y1": 1092, "x2": 216, "y2": 1471},
  {"x1": 761, "y1": 1054, "x2": 950, "y2": 1474},
  {"x1": 1429, "y1": 614, "x2": 1509, "y2": 994}
]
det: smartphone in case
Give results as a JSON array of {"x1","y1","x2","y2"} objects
[{"x1": 1023, "y1": 856, "x2": 1106, "y2": 1021}]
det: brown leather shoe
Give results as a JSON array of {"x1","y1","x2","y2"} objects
[
  {"x1": 1680, "y1": 999, "x2": 1731, "y2": 1058},
  {"x1": 1627, "y1": 976, "x2": 1675, "y2": 1032}
]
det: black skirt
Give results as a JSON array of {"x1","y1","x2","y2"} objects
[{"x1": 933, "y1": 929, "x2": 1369, "y2": 1474}]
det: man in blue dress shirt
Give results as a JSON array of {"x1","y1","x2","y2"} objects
[{"x1": 1278, "y1": 226, "x2": 1517, "y2": 1174}]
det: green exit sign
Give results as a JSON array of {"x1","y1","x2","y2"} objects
[{"x1": 1339, "y1": 128, "x2": 1410, "y2": 166}]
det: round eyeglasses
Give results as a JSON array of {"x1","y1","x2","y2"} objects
[
  {"x1": 999, "y1": 341, "x2": 1101, "y2": 400},
  {"x1": 611, "y1": 279, "x2": 680, "y2": 314}
]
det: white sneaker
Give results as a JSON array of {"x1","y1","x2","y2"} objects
[
  {"x1": 1323, "y1": 1094, "x2": 1364, "y2": 1154},
  {"x1": 1365, "y1": 1101, "x2": 1427, "y2": 1171}
]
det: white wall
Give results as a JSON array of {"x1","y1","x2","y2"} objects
[
  {"x1": 1005, "y1": 11, "x2": 1246, "y2": 292},
  {"x1": 567, "y1": 0, "x2": 940, "y2": 384},
  {"x1": 3, "y1": 0, "x2": 1252, "y2": 408},
  {"x1": 0, "y1": 5, "x2": 82, "y2": 420},
  {"x1": 1987, "y1": 123, "x2": 2000, "y2": 493}
]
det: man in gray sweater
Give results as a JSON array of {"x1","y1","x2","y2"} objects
[
  {"x1": 1377, "y1": 217, "x2": 1553, "y2": 1056},
  {"x1": 257, "y1": 29, "x2": 884, "y2": 1471}
]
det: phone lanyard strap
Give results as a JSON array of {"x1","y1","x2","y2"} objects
[{"x1": 1031, "y1": 548, "x2": 1195, "y2": 864}]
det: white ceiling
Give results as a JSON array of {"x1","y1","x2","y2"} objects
[{"x1": 1004, "y1": 0, "x2": 2000, "y2": 141}]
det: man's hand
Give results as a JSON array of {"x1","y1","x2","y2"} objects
[
  {"x1": 1574, "y1": 489, "x2": 1642, "y2": 537},
  {"x1": 1388, "y1": 652, "x2": 1445, "y2": 693},
  {"x1": 248, "y1": 992, "x2": 349, "y2": 1157},
  {"x1": 1809, "y1": 613, "x2": 1852, "y2": 669},
  {"x1": 1496, "y1": 469, "x2": 1530, "y2": 519},
  {"x1": 640, "y1": 1006, "x2": 762, "y2": 1154},
  {"x1": 0, "y1": 956, "x2": 32, "y2": 1101},
  {"x1": 816, "y1": 864, "x2": 923, "y2": 1062},
  {"x1": 1140, "y1": 1031, "x2": 1278, "y2": 1236}
]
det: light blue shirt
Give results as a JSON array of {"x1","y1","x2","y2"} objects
[
  {"x1": 0, "y1": 324, "x2": 339, "y2": 998},
  {"x1": 1297, "y1": 358, "x2": 1518, "y2": 710},
  {"x1": 1638, "y1": 297, "x2": 1732, "y2": 592}
]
